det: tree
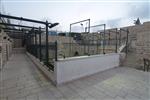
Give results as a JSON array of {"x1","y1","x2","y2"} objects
[{"x1": 134, "y1": 18, "x2": 141, "y2": 25}]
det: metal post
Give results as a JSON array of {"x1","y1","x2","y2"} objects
[
  {"x1": 103, "y1": 24, "x2": 106, "y2": 54},
  {"x1": 46, "y1": 21, "x2": 49, "y2": 66},
  {"x1": 30, "y1": 34, "x2": 32, "y2": 53},
  {"x1": 28, "y1": 34, "x2": 30, "y2": 52},
  {"x1": 96, "y1": 35, "x2": 98, "y2": 54},
  {"x1": 119, "y1": 29, "x2": 121, "y2": 46},
  {"x1": 39, "y1": 27, "x2": 42, "y2": 61},
  {"x1": 55, "y1": 41, "x2": 58, "y2": 61},
  {"x1": 115, "y1": 29, "x2": 118, "y2": 53},
  {"x1": 35, "y1": 30, "x2": 37, "y2": 57},
  {"x1": 69, "y1": 24, "x2": 71, "y2": 56},
  {"x1": 126, "y1": 29, "x2": 129, "y2": 54},
  {"x1": 88, "y1": 19, "x2": 90, "y2": 55},
  {"x1": 33, "y1": 28, "x2": 35, "y2": 56},
  {"x1": 31, "y1": 30, "x2": 34, "y2": 54},
  {"x1": 108, "y1": 31, "x2": 110, "y2": 45},
  {"x1": 100, "y1": 32, "x2": 102, "y2": 54}
]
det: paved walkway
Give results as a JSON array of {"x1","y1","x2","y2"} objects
[{"x1": 0, "y1": 53, "x2": 150, "y2": 100}]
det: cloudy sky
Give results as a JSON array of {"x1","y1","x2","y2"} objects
[{"x1": 0, "y1": 0, "x2": 149, "y2": 32}]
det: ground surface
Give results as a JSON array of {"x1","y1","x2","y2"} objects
[{"x1": 0, "y1": 53, "x2": 150, "y2": 100}]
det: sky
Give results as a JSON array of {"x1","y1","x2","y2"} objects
[{"x1": 0, "y1": 0, "x2": 150, "y2": 32}]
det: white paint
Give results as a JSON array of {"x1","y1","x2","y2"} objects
[{"x1": 55, "y1": 53, "x2": 120, "y2": 85}]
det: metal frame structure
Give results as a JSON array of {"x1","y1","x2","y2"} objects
[
  {"x1": 108, "y1": 28, "x2": 118, "y2": 53},
  {"x1": 0, "y1": 22, "x2": 43, "y2": 30},
  {"x1": 69, "y1": 19, "x2": 90, "y2": 56},
  {"x1": 89, "y1": 24, "x2": 106, "y2": 54},
  {"x1": 0, "y1": 14, "x2": 59, "y2": 70},
  {"x1": 70, "y1": 19, "x2": 90, "y2": 33}
]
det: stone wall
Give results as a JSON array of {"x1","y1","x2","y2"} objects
[
  {"x1": 34, "y1": 21, "x2": 150, "y2": 63},
  {"x1": 40, "y1": 35, "x2": 76, "y2": 43},
  {"x1": 0, "y1": 29, "x2": 13, "y2": 69},
  {"x1": 121, "y1": 21, "x2": 150, "y2": 66},
  {"x1": 136, "y1": 23, "x2": 150, "y2": 60}
]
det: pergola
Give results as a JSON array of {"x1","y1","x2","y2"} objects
[{"x1": 0, "y1": 14, "x2": 59, "y2": 69}]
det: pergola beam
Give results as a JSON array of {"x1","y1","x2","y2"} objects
[
  {"x1": 0, "y1": 23, "x2": 42, "y2": 29},
  {"x1": 0, "y1": 14, "x2": 46, "y2": 24}
]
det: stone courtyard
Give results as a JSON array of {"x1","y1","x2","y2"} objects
[
  {"x1": 0, "y1": 13, "x2": 150, "y2": 100},
  {"x1": 0, "y1": 53, "x2": 149, "y2": 100}
]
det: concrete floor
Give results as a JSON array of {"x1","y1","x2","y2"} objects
[{"x1": 0, "y1": 53, "x2": 150, "y2": 100}]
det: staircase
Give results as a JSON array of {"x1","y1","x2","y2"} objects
[
  {"x1": 122, "y1": 49, "x2": 143, "y2": 70},
  {"x1": 118, "y1": 42, "x2": 126, "y2": 53}
]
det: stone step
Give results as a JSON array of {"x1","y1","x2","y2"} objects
[{"x1": 122, "y1": 52, "x2": 140, "y2": 67}]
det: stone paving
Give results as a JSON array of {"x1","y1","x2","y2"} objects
[{"x1": 0, "y1": 53, "x2": 150, "y2": 100}]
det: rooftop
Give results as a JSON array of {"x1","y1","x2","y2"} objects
[{"x1": 0, "y1": 53, "x2": 149, "y2": 100}]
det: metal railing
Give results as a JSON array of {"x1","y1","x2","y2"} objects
[{"x1": 0, "y1": 14, "x2": 59, "y2": 71}]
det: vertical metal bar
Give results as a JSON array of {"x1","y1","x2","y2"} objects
[
  {"x1": 46, "y1": 21, "x2": 49, "y2": 66},
  {"x1": 29, "y1": 34, "x2": 31, "y2": 53},
  {"x1": 32, "y1": 28, "x2": 35, "y2": 56},
  {"x1": 115, "y1": 29, "x2": 118, "y2": 53},
  {"x1": 69, "y1": 24, "x2": 71, "y2": 56},
  {"x1": 35, "y1": 30, "x2": 37, "y2": 57},
  {"x1": 88, "y1": 19, "x2": 90, "y2": 55},
  {"x1": 96, "y1": 36, "x2": 98, "y2": 54},
  {"x1": 88, "y1": 19, "x2": 90, "y2": 33},
  {"x1": 93, "y1": 34, "x2": 94, "y2": 55},
  {"x1": 103, "y1": 24, "x2": 106, "y2": 54},
  {"x1": 27, "y1": 32, "x2": 29, "y2": 52},
  {"x1": 84, "y1": 27, "x2": 86, "y2": 55},
  {"x1": 126, "y1": 29, "x2": 129, "y2": 54},
  {"x1": 55, "y1": 41, "x2": 58, "y2": 61},
  {"x1": 31, "y1": 29, "x2": 33, "y2": 54},
  {"x1": 119, "y1": 29, "x2": 121, "y2": 46},
  {"x1": 39, "y1": 27, "x2": 42, "y2": 61},
  {"x1": 30, "y1": 36, "x2": 31, "y2": 53},
  {"x1": 100, "y1": 32, "x2": 101, "y2": 54},
  {"x1": 108, "y1": 31, "x2": 110, "y2": 45}
]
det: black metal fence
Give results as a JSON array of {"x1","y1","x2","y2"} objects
[
  {"x1": 57, "y1": 29, "x2": 129, "y2": 59},
  {"x1": 27, "y1": 42, "x2": 57, "y2": 71},
  {"x1": 0, "y1": 14, "x2": 59, "y2": 71},
  {"x1": 58, "y1": 39, "x2": 117, "y2": 58},
  {"x1": 25, "y1": 28, "x2": 129, "y2": 72},
  {"x1": 26, "y1": 28, "x2": 129, "y2": 71},
  {"x1": 0, "y1": 14, "x2": 130, "y2": 72},
  {"x1": 26, "y1": 39, "x2": 57, "y2": 70},
  {"x1": 26, "y1": 29, "x2": 58, "y2": 71}
]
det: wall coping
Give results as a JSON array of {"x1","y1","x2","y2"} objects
[{"x1": 57, "y1": 53, "x2": 119, "y2": 62}]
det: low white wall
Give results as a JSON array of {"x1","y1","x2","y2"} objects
[
  {"x1": 55, "y1": 53, "x2": 120, "y2": 85},
  {"x1": 27, "y1": 52, "x2": 120, "y2": 86}
]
